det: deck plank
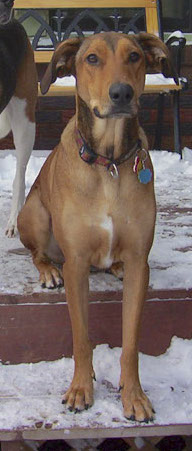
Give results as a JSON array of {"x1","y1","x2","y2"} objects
[
  {"x1": 0, "y1": 294, "x2": 191, "y2": 363},
  {"x1": 0, "y1": 423, "x2": 192, "y2": 441}
]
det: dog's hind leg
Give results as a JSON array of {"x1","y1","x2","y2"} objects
[
  {"x1": 5, "y1": 96, "x2": 36, "y2": 237},
  {"x1": 17, "y1": 189, "x2": 64, "y2": 289}
]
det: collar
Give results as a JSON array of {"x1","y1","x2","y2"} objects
[{"x1": 76, "y1": 129, "x2": 142, "y2": 178}]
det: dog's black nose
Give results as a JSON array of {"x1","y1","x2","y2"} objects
[{"x1": 109, "y1": 83, "x2": 133, "y2": 106}]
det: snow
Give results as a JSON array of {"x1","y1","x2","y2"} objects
[
  {"x1": 53, "y1": 75, "x2": 75, "y2": 87},
  {"x1": 145, "y1": 74, "x2": 178, "y2": 86},
  {"x1": 168, "y1": 30, "x2": 184, "y2": 40},
  {"x1": 0, "y1": 337, "x2": 191, "y2": 431},
  {"x1": 53, "y1": 74, "x2": 180, "y2": 88},
  {"x1": 166, "y1": 30, "x2": 185, "y2": 47},
  {"x1": 0, "y1": 148, "x2": 192, "y2": 434},
  {"x1": 0, "y1": 148, "x2": 192, "y2": 294},
  {"x1": 150, "y1": 149, "x2": 192, "y2": 290}
]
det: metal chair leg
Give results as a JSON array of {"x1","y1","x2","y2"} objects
[
  {"x1": 154, "y1": 93, "x2": 165, "y2": 150},
  {"x1": 173, "y1": 90, "x2": 182, "y2": 158}
]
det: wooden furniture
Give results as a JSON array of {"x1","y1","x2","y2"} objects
[{"x1": 14, "y1": 0, "x2": 187, "y2": 155}]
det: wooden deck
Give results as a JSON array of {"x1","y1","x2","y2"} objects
[{"x1": 0, "y1": 287, "x2": 191, "y2": 445}]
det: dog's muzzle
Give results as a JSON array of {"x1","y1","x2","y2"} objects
[
  {"x1": 93, "y1": 83, "x2": 135, "y2": 119},
  {"x1": 109, "y1": 82, "x2": 134, "y2": 106}
]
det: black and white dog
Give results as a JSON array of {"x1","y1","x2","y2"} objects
[{"x1": 0, "y1": 0, "x2": 38, "y2": 236}]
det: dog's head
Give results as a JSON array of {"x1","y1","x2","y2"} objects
[
  {"x1": 0, "y1": 0, "x2": 14, "y2": 24},
  {"x1": 41, "y1": 31, "x2": 178, "y2": 120}
]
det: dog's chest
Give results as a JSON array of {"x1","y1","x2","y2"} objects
[
  {"x1": 91, "y1": 209, "x2": 125, "y2": 269},
  {"x1": 98, "y1": 215, "x2": 114, "y2": 268},
  {"x1": 89, "y1": 178, "x2": 130, "y2": 268}
]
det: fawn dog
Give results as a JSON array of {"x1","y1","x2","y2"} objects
[{"x1": 18, "y1": 32, "x2": 177, "y2": 421}]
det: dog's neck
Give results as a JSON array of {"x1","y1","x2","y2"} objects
[{"x1": 76, "y1": 96, "x2": 140, "y2": 160}]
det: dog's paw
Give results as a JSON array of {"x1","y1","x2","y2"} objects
[
  {"x1": 40, "y1": 266, "x2": 64, "y2": 289},
  {"x1": 62, "y1": 374, "x2": 94, "y2": 412},
  {"x1": 5, "y1": 223, "x2": 18, "y2": 238},
  {"x1": 109, "y1": 262, "x2": 124, "y2": 280},
  {"x1": 120, "y1": 383, "x2": 154, "y2": 423}
]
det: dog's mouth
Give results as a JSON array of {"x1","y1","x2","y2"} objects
[{"x1": 93, "y1": 105, "x2": 137, "y2": 119}]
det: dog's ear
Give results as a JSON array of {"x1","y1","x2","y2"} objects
[
  {"x1": 134, "y1": 33, "x2": 179, "y2": 85},
  {"x1": 40, "y1": 37, "x2": 83, "y2": 95}
]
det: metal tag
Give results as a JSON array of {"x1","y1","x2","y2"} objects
[{"x1": 109, "y1": 163, "x2": 119, "y2": 178}]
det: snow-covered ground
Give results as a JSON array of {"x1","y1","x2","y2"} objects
[
  {"x1": 0, "y1": 148, "x2": 192, "y2": 294},
  {"x1": 0, "y1": 148, "x2": 192, "y2": 434},
  {"x1": 0, "y1": 337, "x2": 192, "y2": 431}
]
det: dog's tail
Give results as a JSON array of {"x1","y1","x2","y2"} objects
[{"x1": 0, "y1": 108, "x2": 11, "y2": 139}]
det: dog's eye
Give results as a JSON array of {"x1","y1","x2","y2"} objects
[
  {"x1": 86, "y1": 54, "x2": 99, "y2": 65},
  {"x1": 129, "y1": 52, "x2": 140, "y2": 63}
]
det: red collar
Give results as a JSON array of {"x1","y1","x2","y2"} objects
[{"x1": 76, "y1": 129, "x2": 141, "y2": 178}]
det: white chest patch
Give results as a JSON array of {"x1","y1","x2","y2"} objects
[{"x1": 100, "y1": 215, "x2": 113, "y2": 268}]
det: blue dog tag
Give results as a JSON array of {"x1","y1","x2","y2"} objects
[{"x1": 138, "y1": 168, "x2": 152, "y2": 184}]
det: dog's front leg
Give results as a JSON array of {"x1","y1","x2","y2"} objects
[
  {"x1": 120, "y1": 257, "x2": 154, "y2": 422},
  {"x1": 62, "y1": 256, "x2": 94, "y2": 412}
]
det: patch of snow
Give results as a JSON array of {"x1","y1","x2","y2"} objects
[
  {"x1": 52, "y1": 74, "x2": 179, "y2": 88},
  {"x1": 145, "y1": 74, "x2": 177, "y2": 85},
  {"x1": 0, "y1": 338, "x2": 191, "y2": 429},
  {"x1": 167, "y1": 30, "x2": 184, "y2": 40},
  {"x1": 53, "y1": 76, "x2": 75, "y2": 87}
]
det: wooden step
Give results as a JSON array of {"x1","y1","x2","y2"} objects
[{"x1": 0, "y1": 289, "x2": 191, "y2": 364}]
